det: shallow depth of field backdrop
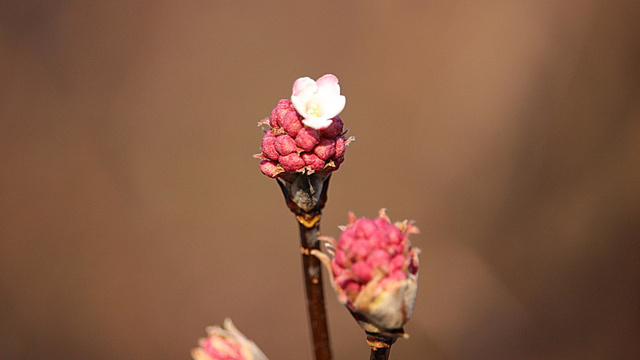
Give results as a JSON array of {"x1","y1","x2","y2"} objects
[{"x1": 1, "y1": 1, "x2": 639, "y2": 359}]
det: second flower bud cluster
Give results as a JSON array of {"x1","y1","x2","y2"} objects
[{"x1": 315, "y1": 209, "x2": 420, "y2": 332}]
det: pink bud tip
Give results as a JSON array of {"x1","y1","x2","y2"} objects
[
  {"x1": 295, "y1": 127, "x2": 320, "y2": 152},
  {"x1": 302, "y1": 152, "x2": 325, "y2": 172},
  {"x1": 320, "y1": 116, "x2": 344, "y2": 139},
  {"x1": 282, "y1": 111, "x2": 303, "y2": 137},
  {"x1": 352, "y1": 261, "x2": 374, "y2": 283},
  {"x1": 279, "y1": 153, "x2": 305, "y2": 172},
  {"x1": 270, "y1": 99, "x2": 294, "y2": 128},
  {"x1": 313, "y1": 139, "x2": 336, "y2": 161},
  {"x1": 275, "y1": 135, "x2": 298, "y2": 156},
  {"x1": 261, "y1": 132, "x2": 279, "y2": 160},
  {"x1": 334, "y1": 137, "x2": 346, "y2": 158},
  {"x1": 259, "y1": 160, "x2": 282, "y2": 178}
]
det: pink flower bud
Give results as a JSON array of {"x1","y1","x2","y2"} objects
[
  {"x1": 367, "y1": 249, "x2": 392, "y2": 270},
  {"x1": 339, "y1": 228, "x2": 356, "y2": 249},
  {"x1": 279, "y1": 153, "x2": 305, "y2": 172},
  {"x1": 352, "y1": 239, "x2": 372, "y2": 260},
  {"x1": 313, "y1": 139, "x2": 336, "y2": 161},
  {"x1": 320, "y1": 116, "x2": 344, "y2": 139},
  {"x1": 313, "y1": 209, "x2": 420, "y2": 332},
  {"x1": 295, "y1": 127, "x2": 320, "y2": 152},
  {"x1": 355, "y1": 218, "x2": 377, "y2": 238},
  {"x1": 259, "y1": 160, "x2": 282, "y2": 178},
  {"x1": 331, "y1": 261, "x2": 344, "y2": 277},
  {"x1": 281, "y1": 111, "x2": 303, "y2": 137},
  {"x1": 334, "y1": 137, "x2": 346, "y2": 158},
  {"x1": 301, "y1": 152, "x2": 325, "y2": 172},
  {"x1": 191, "y1": 319, "x2": 269, "y2": 360},
  {"x1": 260, "y1": 132, "x2": 279, "y2": 161},
  {"x1": 269, "y1": 99, "x2": 294, "y2": 128},
  {"x1": 334, "y1": 249, "x2": 348, "y2": 267},
  {"x1": 274, "y1": 135, "x2": 297, "y2": 156},
  {"x1": 352, "y1": 261, "x2": 374, "y2": 283}
]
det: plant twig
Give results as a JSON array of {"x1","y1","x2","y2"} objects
[
  {"x1": 299, "y1": 221, "x2": 332, "y2": 360},
  {"x1": 367, "y1": 332, "x2": 397, "y2": 360},
  {"x1": 369, "y1": 346, "x2": 392, "y2": 360},
  {"x1": 276, "y1": 174, "x2": 333, "y2": 360}
]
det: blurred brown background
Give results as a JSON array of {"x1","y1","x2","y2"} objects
[{"x1": 1, "y1": 1, "x2": 639, "y2": 359}]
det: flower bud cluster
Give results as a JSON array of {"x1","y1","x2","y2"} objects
[
  {"x1": 315, "y1": 209, "x2": 420, "y2": 332},
  {"x1": 255, "y1": 99, "x2": 352, "y2": 178},
  {"x1": 192, "y1": 319, "x2": 268, "y2": 360}
]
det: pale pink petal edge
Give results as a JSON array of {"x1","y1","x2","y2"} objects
[
  {"x1": 316, "y1": 74, "x2": 340, "y2": 95},
  {"x1": 302, "y1": 117, "x2": 333, "y2": 130},
  {"x1": 292, "y1": 77, "x2": 317, "y2": 97}
]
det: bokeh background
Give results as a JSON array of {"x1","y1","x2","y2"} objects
[{"x1": 1, "y1": 1, "x2": 639, "y2": 359}]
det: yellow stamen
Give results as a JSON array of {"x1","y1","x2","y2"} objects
[{"x1": 306, "y1": 104, "x2": 322, "y2": 117}]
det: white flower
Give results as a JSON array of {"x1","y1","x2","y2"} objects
[{"x1": 291, "y1": 74, "x2": 346, "y2": 130}]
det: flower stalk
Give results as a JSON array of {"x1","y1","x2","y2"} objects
[
  {"x1": 367, "y1": 332, "x2": 397, "y2": 360},
  {"x1": 298, "y1": 220, "x2": 332, "y2": 360},
  {"x1": 277, "y1": 174, "x2": 333, "y2": 360}
]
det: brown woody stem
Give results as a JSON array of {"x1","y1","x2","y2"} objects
[
  {"x1": 299, "y1": 221, "x2": 332, "y2": 360},
  {"x1": 276, "y1": 174, "x2": 333, "y2": 360},
  {"x1": 367, "y1": 332, "x2": 397, "y2": 360}
]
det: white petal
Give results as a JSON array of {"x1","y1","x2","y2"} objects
[
  {"x1": 291, "y1": 74, "x2": 345, "y2": 124},
  {"x1": 292, "y1": 77, "x2": 317, "y2": 97},
  {"x1": 290, "y1": 95, "x2": 307, "y2": 118},
  {"x1": 315, "y1": 74, "x2": 341, "y2": 96},
  {"x1": 302, "y1": 117, "x2": 333, "y2": 130},
  {"x1": 321, "y1": 95, "x2": 346, "y2": 119}
]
